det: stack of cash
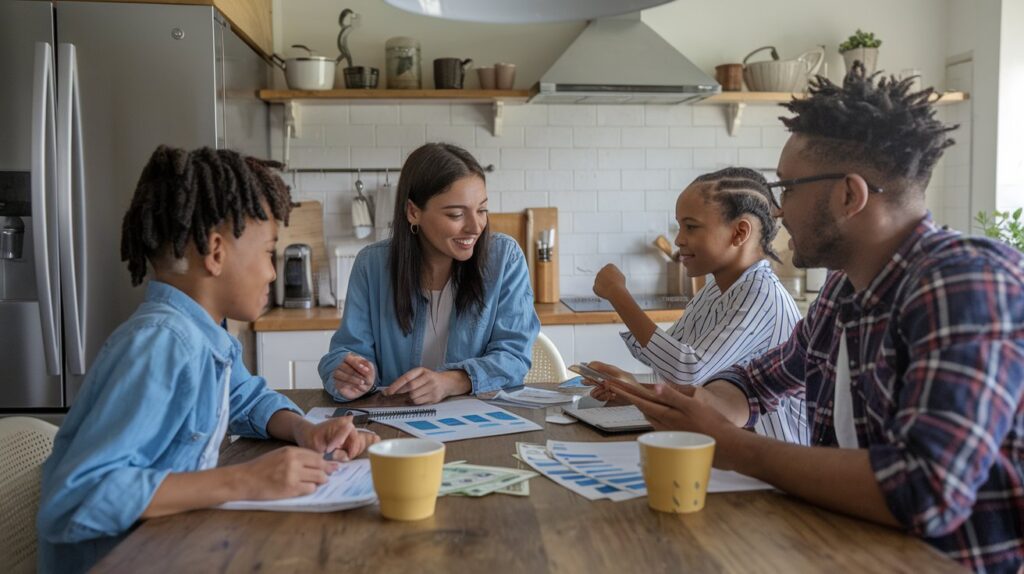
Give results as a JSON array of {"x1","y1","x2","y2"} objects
[{"x1": 439, "y1": 461, "x2": 537, "y2": 497}]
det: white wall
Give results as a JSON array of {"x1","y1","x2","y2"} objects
[
  {"x1": 274, "y1": 0, "x2": 971, "y2": 296},
  {"x1": 997, "y1": 0, "x2": 1024, "y2": 212}
]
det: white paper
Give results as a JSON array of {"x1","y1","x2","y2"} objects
[
  {"x1": 516, "y1": 442, "x2": 641, "y2": 501},
  {"x1": 219, "y1": 459, "x2": 377, "y2": 512},
  {"x1": 546, "y1": 440, "x2": 773, "y2": 495},
  {"x1": 306, "y1": 399, "x2": 542, "y2": 443}
]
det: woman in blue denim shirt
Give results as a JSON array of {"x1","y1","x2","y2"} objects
[{"x1": 319, "y1": 143, "x2": 540, "y2": 405}]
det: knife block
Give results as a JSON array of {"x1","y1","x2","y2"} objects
[{"x1": 535, "y1": 260, "x2": 558, "y2": 303}]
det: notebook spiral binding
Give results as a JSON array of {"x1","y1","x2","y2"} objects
[{"x1": 370, "y1": 408, "x2": 436, "y2": 420}]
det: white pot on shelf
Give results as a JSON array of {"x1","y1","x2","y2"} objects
[{"x1": 841, "y1": 47, "x2": 878, "y2": 75}]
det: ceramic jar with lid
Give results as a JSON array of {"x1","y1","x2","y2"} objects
[{"x1": 385, "y1": 36, "x2": 421, "y2": 89}]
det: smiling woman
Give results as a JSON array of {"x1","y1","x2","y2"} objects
[{"x1": 318, "y1": 143, "x2": 540, "y2": 406}]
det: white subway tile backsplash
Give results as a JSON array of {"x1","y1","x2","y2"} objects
[
  {"x1": 670, "y1": 127, "x2": 718, "y2": 148},
  {"x1": 526, "y1": 170, "x2": 573, "y2": 191},
  {"x1": 549, "y1": 190, "x2": 597, "y2": 212},
  {"x1": 622, "y1": 127, "x2": 669, "y2": 148},
  {"x1": 573, "y1": 127, "x2": 621, "y2": 148},
  {"x1": 324, "y1": 125, "x2": 375, "y2": 147},
  {"x1": 598, "y1": 232, "x2": 646, "y2": 254},
  {"x1": 549, "y1": 106, "x2": 597, "y2": 126},
  {"x1": 576, "y1": 170, "x2": 621, "y2": 190},
  {"x1": 501, "y1": 190, "x2": 547, "y2": 212},
  {"x1": 426, "y1": 125, "x2": 477, "y2": 149},
  {"x1": 351, "y1": 147, "x2": 401, "y2": 167},
  {"x1": 487, "y1": 170, "x2": 525, "y2": 192},
  {"x1": 376, "y1": 125, "x2": 426, "y2": 147},
  {"x1": 503, "y1": 105, "x2": 549, "y2": 126},
  {"x1": 716, "y1": 127, "x2": 762, "y2": 148},
  {"x1": 621, "y1": 170, "x2": 669, "y2": 190},
  {"x1": 561, "y1": 232, "x2": 600, "y2": 255},
  {"x1": 646, "y1": 148, "x2": 693, "y2": 169},
  {"x1": 736, "y1": 148, "x2": 782, "y2": 170},
  {"x1": 597, "y1": 106, "x2": 644, "y2": 126},
  {"x1": 501, "y1": 148, "x2": 548, "y2": 169},
  {"x1": 645, "y1": 105, "x2": 692, "y2": 126},
  {"x1": 550, "y1": 149, "x2": 597, "y2": 170},
  {"x1": 598, "y1": 149, "x2": 645, "y2": 169},
  {"x1": 400, "y1": 105, "x2": 451, "y2": 125},
  {"x1": 524, "y1": 127, "x2": 573, "y2": 148},
  {"x1": 351, "y1": 106, "x2": 400, "y2": 125},
  {"x1": 598, "y1": 190, "x2": 645, "y2": 211},
  {"x1": 573, "y1": 212, "x2": 622, "y2": 233},
  {"x1": 475, "y1": 126, "x2": 524, "y2": 148},
  {"x1": 278, "y1": 97, "x2": 967, "y2": 296},
  {"x1": 692, "y1": 148, "x2": 738, "y2": 169}
]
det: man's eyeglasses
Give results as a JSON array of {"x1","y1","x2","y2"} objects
[{"x1": 765, "y1": 173, "x2": 884, "y2": 209}]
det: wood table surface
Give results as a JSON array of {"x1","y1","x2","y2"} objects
[{"x1": 94, "y1": 389, "x2": 964, "y2": 573}]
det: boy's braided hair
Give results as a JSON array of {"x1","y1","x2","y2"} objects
[
  {"x1": 121, "y1": 146, "x2": 292, "y2": 285},
  {"x1": 693, "y1": 167, "x2": 782, "y2": 263},
  {"x1": 780, "y1": 62, "x2": 957, "y2": 193}
]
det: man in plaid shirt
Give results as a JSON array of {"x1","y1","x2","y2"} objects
[{"x1": 606, "y1": 64, "x2": 1024, "y2": 573}]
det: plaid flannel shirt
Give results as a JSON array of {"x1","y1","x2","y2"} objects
[{"x1": 714, "y1": 215, "x2": 1024, "y2": 573}]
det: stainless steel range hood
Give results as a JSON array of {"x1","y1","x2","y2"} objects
[{"x1": 532, "y1": 15, "x2": 720, "y2": 104}]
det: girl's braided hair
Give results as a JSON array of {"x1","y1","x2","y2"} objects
[
  {"x1": 121, "y1": 145, "x2": 292, "y2": 285},
  {"x1": 693, "y1": 167, "x2": 781, "y2": 263}
]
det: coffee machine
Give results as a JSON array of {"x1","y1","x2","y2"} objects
[{"x1": 282, "y1": 243, "x2": 313, "y2": 309}]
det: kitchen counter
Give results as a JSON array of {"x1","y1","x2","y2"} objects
[{"x1": 252, "y1": 303, "x2": 685, "y2": 332}]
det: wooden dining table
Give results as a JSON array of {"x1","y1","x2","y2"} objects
[{"x1": 94, "y1": 389, "x2": 964, "y2": 573}]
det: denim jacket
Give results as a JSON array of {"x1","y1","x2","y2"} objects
[
  {"x1": 319, "y1": 233, "x2": 540, "y2": 400},
  {"x1": 37, "y1": 281, "x2": 301, "y2": 574}
]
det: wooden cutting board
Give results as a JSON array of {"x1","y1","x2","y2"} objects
[{"x1": 489, "y1": 207, "x2": 558, "y2": 303}]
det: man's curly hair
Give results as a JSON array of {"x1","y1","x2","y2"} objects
[{"x1": 780, "y1": 62, "x2": 957, "y2": 190}]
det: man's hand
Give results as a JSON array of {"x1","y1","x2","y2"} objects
[{"x1": 383, "y1": 368, "x2": 472, "y2": 405}]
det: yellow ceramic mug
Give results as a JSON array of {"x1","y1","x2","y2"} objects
[
  {"x1": 368, "y1": 438, "x2": 446, "y2": 521},
  {"x1": 638, "y1": 431, "x2": 715, "y2": 514}
]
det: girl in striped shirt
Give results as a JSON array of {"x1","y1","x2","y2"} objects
[{"x1": 588, "y1": 167, "x2": 808, "y2": 445}]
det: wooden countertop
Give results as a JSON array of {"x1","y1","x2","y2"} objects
[{"x1": 253, "y1": 303, "x2": 685, "y2": 332}]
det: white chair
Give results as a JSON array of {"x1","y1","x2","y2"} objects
[
  {"x1": 524, "y1": 331, "x2": 569, "y2": 384},
  {"x1": 0, "y1": 417, "x2": 58, "y2": 574}
]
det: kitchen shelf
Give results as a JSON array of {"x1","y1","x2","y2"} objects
[
  {"x1": 260, "y1": 88, "x2": 534, "y2": 136},
  {"x1": 697, "y1": 90, "x2": 969, "y2": 136}
]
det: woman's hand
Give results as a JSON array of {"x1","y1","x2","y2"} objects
[
  {"x1": 582, "y1": 361, "x2": 638, "y2": 405},
  {"x1": 231, "y1": 446, "x2": 339, "y2": 500},
  {"x1": 593, "y1": 264, "x2": 629, "y2": 301},
  {"x1": 383, "y1": 368, "x2": 472, "y2": 405},
  {"x1": 332, "y1": 353, "x2": 377, "y2": 400}
]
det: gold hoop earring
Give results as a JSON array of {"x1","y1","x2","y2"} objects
[{"x1": 410, "y1": 224, "x2": 419, "y2": 235}]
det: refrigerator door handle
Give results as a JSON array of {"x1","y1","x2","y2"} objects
[
  {"x1": 31, "y1": 41, "x2": 61, "y2": 376},
  {"x1": 58, "y1": 42, "x2": 87, "y2": 375}
]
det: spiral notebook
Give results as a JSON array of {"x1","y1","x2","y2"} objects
[{"x1": 305, "y1": 399, "x2": 542, "y2": 443}]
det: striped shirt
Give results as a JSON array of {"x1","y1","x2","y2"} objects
[
  {"x1": 714, "y1": 215, "x2": 1024, "y2": 573},
  {"x1": 621, "y1": 259, "x2": 809, "y2": 445}
]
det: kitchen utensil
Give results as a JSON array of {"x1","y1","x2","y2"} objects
[
  {"x1": 714, "y1": 63, "x2": 743, "y2": 91},
  {"x1": 386, "y1": 36, "x2": 422, "y2": 89},
  {"x1": 337, "y1": 9, "x2": 380, "y2": 89},
  {"x1": 352, "y1": 170, "x2": 374, "y2": 239},
  {"x1": 495, "y1": 62, "x2": 516, "y2": 89},
  {"x1": 476, "y1": 66, "x2": 496, "y2": 89},
  {"x1": 283, "y1": 244, "x2": 314, "y2": 309},
  {"x1": 653, "y1": 235, "x2": 674, "y2": 260},
  {"x1": 742, "y1": 45, "x2": 824, "y2": 92},
  {"x1": 270, "y1": 44, "x2": 335, "y2": 91},
  {"x1": 434, "y1": 58, "x2": 473, "y2": 89},
  {"x1": 374, "y1": 169, "x2": 395, "y2": 241}
]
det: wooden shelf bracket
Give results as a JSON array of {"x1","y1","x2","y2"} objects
[{"x1": 492, "y1": 101, "x2": 504, "y2": 137}]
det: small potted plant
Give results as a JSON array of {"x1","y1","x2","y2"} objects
[
  {"x1": 839, "y1": 29, "x2": 882, "y2": 75},
  {"x1": 976, "y1": 208, "x2": 1024, "y2": 252}
]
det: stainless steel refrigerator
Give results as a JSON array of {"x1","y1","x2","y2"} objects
[{"x1": 0, "y1": 0, "x2": 271, "y2": 412}]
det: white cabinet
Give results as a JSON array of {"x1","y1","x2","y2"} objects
[
  {"x1": 257, "y1": 330, "x2": 334, "y2": 390},
  {"x1": 541, "y1": 322, "x2": 675, "y2": 375}
]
